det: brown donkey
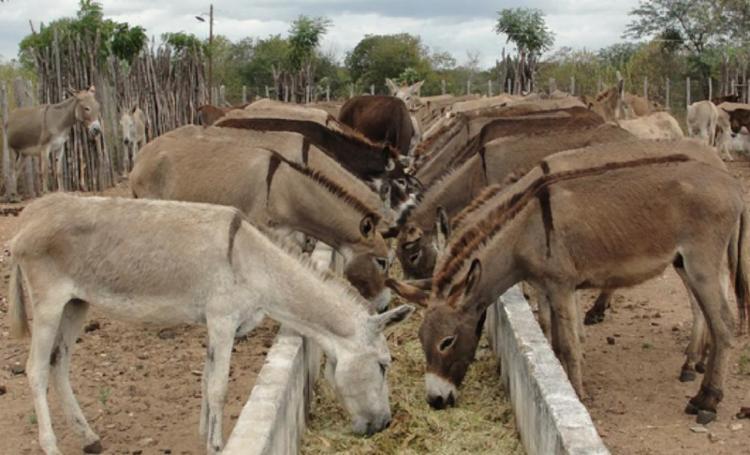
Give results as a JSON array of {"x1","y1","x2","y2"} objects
[
  {"x1": 391, "y1": 152, "x2": 748, "y2": 424},
  {"x1": 131, "y1": 134, "x2": 392, "y2": 312}
]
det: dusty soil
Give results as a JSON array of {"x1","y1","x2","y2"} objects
[
  {"x1": 0, "y1": 183, "x2": 276, "y2": 455},
  {"x1": 580, "y1": 160, "x2": 750, "y2": 454}
]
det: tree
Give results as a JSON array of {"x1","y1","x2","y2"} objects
[
  {"x1": 287, "y1": 15, "x2": 330, "y2": 102},
  {"x1": 495, "y1": 8, "x2": 554, "y2": 92},
  {"x1": 346, "y1": 34, "x2": 432, "y2": 93}
]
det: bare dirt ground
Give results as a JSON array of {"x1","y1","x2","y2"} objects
[
  {"x1": 0, "y1": 183, "x2": 276, "y2": 455},
  {"x1": 581, "y1": 160, "x2": 750, "y2": 455}
]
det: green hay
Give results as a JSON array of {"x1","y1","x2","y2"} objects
[{"x1": 301, "y1": 298, "x2": 523, "y2": 454}]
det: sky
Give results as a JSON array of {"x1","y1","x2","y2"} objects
[{"x1": 0, "y1": 0, "x2": 642, "y2": 67}]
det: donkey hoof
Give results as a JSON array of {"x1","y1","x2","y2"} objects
[
  {"x1": 83, "y1": 440, "x2": 103, "y2": 454},
  {"x1": 695, "y1": 362, "x2": 706, "y2": 374},
  {"x1": 696, "y1": 410, "x2": 717, "y2": 425},
  {"x1": 679, "y1": 369, "x2": 697, "y2": 382},
  {"x1": 583, "y1": 312, "x2": 604, "y2": 326},
  {"x1": 685, "y1": 402, "x2": 700, "y2": 415}
]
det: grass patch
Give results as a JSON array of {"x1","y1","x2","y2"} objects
[{"x1": 301, "y1": 301, "x2": 522, "y2": 454}]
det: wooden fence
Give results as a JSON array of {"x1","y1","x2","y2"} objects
[{"x1": 1, "y1": 32, "x2": 208, "y2": 200}]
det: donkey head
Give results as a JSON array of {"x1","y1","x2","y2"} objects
[
  {"x1": 326, "y1": 304, "x2": 415, "y2": 435},
  {"x1": 120, "y1": 109, "x2": 135, "y2": 146},
  {"x1": 386, "y1": 79, "x2": 425, "y2": 110},
  {"x1": 417, "y1": 259, "x2": 486, "y2": 409},
  {"x1": 396, "y1": 207, "x2": 449, "y2": 279},
  {"x1": 73, "y1": 86, "x2": 101, "y2": 136},
  {"x1": 343, "y1": 214, "x2": 392, "y2": 313}
]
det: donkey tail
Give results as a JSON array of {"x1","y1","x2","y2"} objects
[
  {"x1": 733, "y1": 209, "x2": 750, "y2": 335},
  {"x1": 8, "y1": 262, "x2": 29, "y2": 338}
]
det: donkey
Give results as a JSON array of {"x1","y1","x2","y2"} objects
[
  {"x1": 196, "y1": 103, "x2": 251, "y2": 126},
  {"x1": 396, "y1": 124, "x2": 634, "y2": 279},
  {"x1": 5, "y1": 86, "x2": 101, "y2": 200},
  {"x1": 386, "y1": 79, "x2": 424, "y2": 110},
  {"x1": 390, "y1": 152, "x2": 748, "y2": 425},
  {"x1": 130, "y1": 134, "x2": 393, "y2": 312},
  {"x1": 119, "y1": 105, "x2": 147, "y2": 174},
  {"x1": 8, "y1": 193, "x2": 414, "y2": 455},
  {"x1": 339, "y1": 95, "x2": 419, "y2": 159}
]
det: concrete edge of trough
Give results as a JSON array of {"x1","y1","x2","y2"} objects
[{"x1": 486, "y1": 285, "x2": 610, "y2": 455}]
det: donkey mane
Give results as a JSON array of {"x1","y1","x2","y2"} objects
[
  {"x1": 266, "y1": 149, "x2": 382, "y2": 222},
  {"x1": 413, "y1": 115, "x2": 465, "y2": 160},
  {"x1": 450, "y1": 184, "x2": 504, "y2": 230},
  {"x1": 434, "y1": 154, "x2": 692, "y2": 296}
]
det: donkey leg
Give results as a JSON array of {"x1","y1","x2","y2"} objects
[
  {"x1": 54, "y1": 146, "x2": 65, "y2": 192},
  {"x1": 5, "y1": 148, "x2": 20, "y2": 202},
  {"x1": 204, "y1": 319, "x2": 236, "y2": 454},
  {"x1": 676, "y1": 265, "x2": 707, "y2": 382},
  {"x1": 51, "y1": 300, "x2": 102, "y2": 452},
  {"x1": 682, "y1": 269, "x2": 734, "y2": 423},
  {"x1": 549, "y1": 288, "x2": 585, "y2": 397},
  {"x1": 536, "y1": 290, "x2": 552, "y2": 341},
  {"x1": 27, "y1": 301, "x2": 65, "y2": 455},
  {"x1": 584, "y1": 291, "x2": 612, "y2": 325}
]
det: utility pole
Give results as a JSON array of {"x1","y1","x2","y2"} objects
[{"x1": 208, "y1": 4, "x2": 214, "y2": 103}]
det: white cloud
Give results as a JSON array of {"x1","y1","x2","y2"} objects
[{"x1": 0, "y1": 0, "x2": 641, "y2": 66}]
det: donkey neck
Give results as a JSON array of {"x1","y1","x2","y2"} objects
[
  {"x1": 45, "y1": 96, "x2": 79, "y2": 136},
  {"x1": 412, "y1": 155, "x2": 485, "y2": 231},
  {"x1": 247, "y1": 229, "x2": 372, "y2": 357},
  {"x1": 267, "y1": 162, "x2": 374, "y2": 253}
]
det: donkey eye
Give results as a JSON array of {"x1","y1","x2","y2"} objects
[
  {"x1": 438, "y1": 335, "x2": 457, "y2": 352},
  {"x1": 84, "y1": 107, "x2": 91, "y2": 112}
]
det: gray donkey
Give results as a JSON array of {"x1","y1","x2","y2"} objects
[
  {"x1": 4, "y1": 87, "x2": 101, "y2": 199},
  {"x1": 9, "y1": 193, "x2": 414, "y2": 455}
]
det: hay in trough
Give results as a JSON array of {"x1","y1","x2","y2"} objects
[{"x1": 301, "y1": 294, "x2": 523, "y2": 454}]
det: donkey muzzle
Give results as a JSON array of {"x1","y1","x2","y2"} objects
[{"x1": 88, "y1": 120, "x2": 102, "y2": 136}]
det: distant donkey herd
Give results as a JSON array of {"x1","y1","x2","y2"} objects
[{"x1": 3, "y1": 74, "x2": 750, "y2": 454}]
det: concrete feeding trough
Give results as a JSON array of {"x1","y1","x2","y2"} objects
[
  {"x1": 226, "y1": 278, "x2": 608, "y2": 454},
  {"x1": 486, "y1": 285, "x2": 609, "y2": 455}
]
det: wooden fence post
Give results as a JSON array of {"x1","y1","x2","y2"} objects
[
  {"x1": 506, "y1": 78, "x2": 512, "y2": 94},
  {"x1": 326, "y1": 84, "x2": 330, "y2": 102},
  {"x1": 570, "y1": 76, "x2": 575, "y2": 96},
  {"x1": 708, "y1": 78, "x2": 713, "y2": 101},
  {"x1": 242, "y1": 85, "x2": 247, "y2": 104},
  {"x1": 441, "y1": 79, "x2": 446, "y2": 95},
  {"x1": 488, "y1": 80, "x2": 493, "y2": 97},
  {"x1": 370, "y1": 84, "x2": 375, "y2": 95},
  {"x1": 643, "y1": 77, "x2": 648, "y2": 100},
  {"x1": 549, "y1": 78, "x2": 557, "y2": 94},
  {"x1": 686, "y1": 77, "x2": 691, "y2": 109},
  {"x1": 597, "y1": 78, "x2": 602, "y2": 93},
  {"x1": 1, "y1": 82, "x2": 11, "y2": 201},
  {"x1": 265, "y1": 86, "x2": 270, "y2": 98},
  {"x1": 665, "y1": 78, "x2": 671, "y2": 111},
  {"x1": 349, "y1": 84, "x2": 354, "y2": 98}
]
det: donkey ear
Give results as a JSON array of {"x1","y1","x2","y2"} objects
[
  {"x1": 464, "y1": 259, "x2": 482, "y2": 296},
  {"x1": 88, "y1": 85, "x2": 96, "y2": 94},
  {"x1": 410, "y1": 80, "x2": 425, "y2": 95},
  {"x1": 386, "y1": 78, "x2": 399, "y2": 94},
  {"x1": 360, "y1": 214, "x2": 377, "y2": 238},
  {"x1": 435, "y1": 206, "x2": 450, "y2": 254},
  {"x1": 386, "y1": 278, "x2": 429, "y2": 307},
  {"x1": 67, "y1": 86, "x2": 78, "y2": 97},
  {"x1": 370, "y1": 304, "x2": 415, "y2": 333}
]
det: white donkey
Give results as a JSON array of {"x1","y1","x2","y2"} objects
[
  {"x1": 385, "y1": 79, "x2": 425, "y2": 160},
  {"x1": 119, "y1": 105, "x2": 147, "y2": 174},
  {"x1": 9, "y1": 193, "x2": 414, "y2": 455}
]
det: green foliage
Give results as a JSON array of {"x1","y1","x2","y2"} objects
[
  {"x1": 495, "y1": 8, "x2": 555, "y2": 55},
  {"x1": 111, "y1": 25, "x2": 147, "y2": 63},
  {"x1": 238, "y1": 35, "x2": 290, "y2": 88},
  {"x1": 162, "y1": 32, "x2": 203, "y2": 54},
  {"x1": 287, "y1": 16, "x2": 331, "y2": 71},
  {"x1": 19, "y1": 0, "x2": 148, "y2": 68},
  {"x1": 345, "y1": 34, "x2": 432, "y2": 93},
  {"x1": 398, "y1": 67, "x2": 421, "y2": 85}
]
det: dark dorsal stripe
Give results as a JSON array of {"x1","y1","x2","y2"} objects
[
  {"x1": 435, "y1": 154, "x2": 692, "y2": 296},
  {"x1": 538, "y1": 160, "x2": 553, "y2": 257},
  {"x1": 263, "y1": 148, "x2": 380, "y2": 221},
  {"x1": 302, "y1": 137, "x2": 310, "y2": 166},
  {"x1": 265, "y1": 153, "x2": 282, "y2": 207},
  {"x1": 226, "y1": 212, "x2": 242, "y2": 265}
]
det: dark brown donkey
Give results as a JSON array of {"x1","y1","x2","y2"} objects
[
  {"x1": 391, "y1": 148, "x2": 748, "y2": 425},
  {"x1": 339, "y1": 95, "x2": 416, "y2": 158}
]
